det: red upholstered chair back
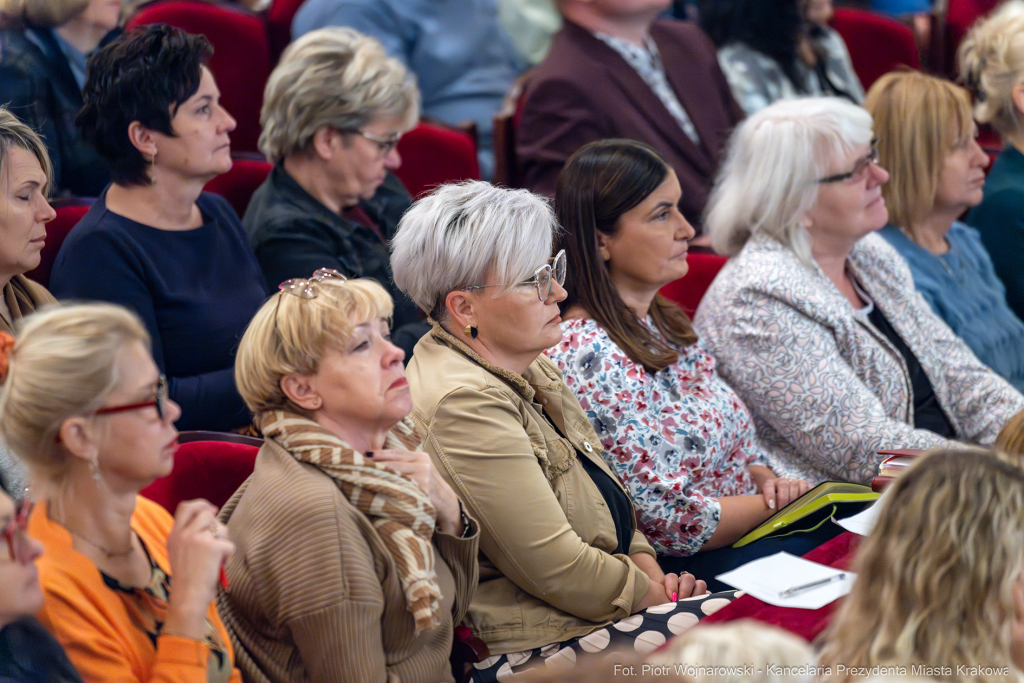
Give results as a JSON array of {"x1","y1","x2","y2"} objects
[
  {"x1": 830, "y1": 9, "x2": 920, "y2": 91},
  {"x1": 267, "y1": 0, "x2": 306, "y2": 63},
  {"x1": 125, "y1": 1, "x2": 272, "y2": 155},
  {"x1": 394, "y1": 121, "x2": 480, "y2": 199},
  {"x1": 659, "y1": 252, "x2": 728, "y2": 317},
  {"x1": 140, "y1": 435, "x2": 260, "y2": 513},
  {"x1": 203, "y1": 158, "x2": 273, "y2": 218},
  {"x1": 945, "y1": 0, "x2": 1001, "y2": 77},
  {"x1": 26, "y1": 203, "x2": 91, "y2": 288}
]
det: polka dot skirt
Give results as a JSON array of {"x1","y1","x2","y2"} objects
[{"x1": 471, "y1": 590, "x2": 738, "y2": 681}]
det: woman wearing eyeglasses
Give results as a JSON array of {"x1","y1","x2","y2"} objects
[
  {"x1": 0, "y1": 471, "x2": 84, "y2": 683},
  {"x1": 216, "y1": 271, "x2": 478, "y2": 683},
  {"x1": 47, "y1": 24, "x2": 267, "y2": 432},
  {"x1": 243, "y1": 27, "x2": 426, "y2": 357},
  {"x1": 695, "y1": 97, "x2": 1024, "y2": 486},
  {"x1": 391, "y1": 181, "x2": 732, "y2": 680},
  {"x1": 0, "y1": 302, "x2": 241, "y2": 683},
  {"x1": 548, "y1": 140, "x2": 810, "y2": 589}
]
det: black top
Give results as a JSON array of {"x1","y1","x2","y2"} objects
[
  {"x1": 578, "y1": 453, "x2": 634, "y2": 556},
  {"x1": 868, "y1": 304, "x2": 957, "y2": 438},
  {"x1": 49, "y1": 190, "x2": 267, "y2": 431},
  {"x1": 0, "y1": 26, "x2": 114, "y2": 197},
  {"x1": 0, "y1": 617, "x2": 83, "y2": 683}
]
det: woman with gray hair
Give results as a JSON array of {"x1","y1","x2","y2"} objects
[
  {"x1": 392, "y1": 181, "x2": 733, "y2": 681},
  {"x1": 244, "y1": 26, "x2": 426, "y2": 355},
  {"x1": 695, "y1": 97, "x2": 1024, "y2": 486}
]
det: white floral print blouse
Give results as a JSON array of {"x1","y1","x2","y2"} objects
[{"x1": 547, "y1": 317, "x2": 770, "y2": 556}]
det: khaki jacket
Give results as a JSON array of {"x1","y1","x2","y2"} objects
[{"x1": 407, "y1": 325, "x2": 655, "y2": 654}]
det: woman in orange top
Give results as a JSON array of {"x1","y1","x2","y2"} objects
[{"x1": 0, "y1": 302, "x2": 241, "y2": 683}]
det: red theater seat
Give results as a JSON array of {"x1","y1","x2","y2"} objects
[
  {"x1": 126, "y1": 1, "x2": 272, "y2": 155},
  {"x1": 659, "y1": 252, "x2": 728, "y2": 317},
  {"x1": 830, "y1": 8, "x2": 920, "y2": 91},
  {"x1": 394, "y1": 121, "x2": 480, "y2": 199},
  {"x1": 204, "y1": 158, "x2": 273, "y2": 218},
  {"x1": 141, "y1": 434, "x2": 260, "y2": 513},
  {"x1": 26, "y1": 202, "x2": 91, "y2": 288},
  {"x1": 267, "y1": 0, "x2": 306, "y2": 63}
]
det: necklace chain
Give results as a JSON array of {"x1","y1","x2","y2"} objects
[{"x1": 66, "y1": 527, "x2": 135, "y2": 558}]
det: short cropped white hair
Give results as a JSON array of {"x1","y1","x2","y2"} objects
[
  {"x1": 705, "y1": 97, "x2": 875, "y2": 267},
  {"x1": 390, "y1": 181, "x2": 557, "y2": 321}
]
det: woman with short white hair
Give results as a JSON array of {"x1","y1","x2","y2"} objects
[
  {"x1": 696, "y1": 97, "x2": 1024, "y2": 485},
  {"x1": 244, "y1": 26, "x2": 426, "y2": 354},
  {"x1": 392, "y1": 181, "x2": 732, "y2": 681}
]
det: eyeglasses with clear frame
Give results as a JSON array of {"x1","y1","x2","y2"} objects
[
  {"x1": 3, "y1": 497, "x2": 32, "y2": 563},
  {"x1": 463, "y1": 250, "x2": 567, "y2": 302},
  {"x1": 817, "y1": 140, "x2": 881, "y2": 184},
  {"x1": 278, "y1": 267, "x2": 348, "y2": 299},
  {"x1": 343, "y1": 129, "x2": 402, "y2": 158},
  {"x1": 95, "y1": 374, "x2": 168, "y2": 421}
]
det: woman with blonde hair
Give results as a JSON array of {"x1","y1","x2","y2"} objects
[
  {"x1": 0, "y1": 302, "x2": 241, "y2": 682},
  {"x1": 960, "y1": 0, "x2": 1024, "y2": 322},
  {"x1": 217, "y1": 272, "x2": 478, "y2": 683},
  {"x1": 0, "y1": 0, "x2": 119, "y2": 196},
  {"x1": 244, "y1": 26, "x2": 426, "y2": 356},
  {"x1": 820, "y1": 448, "x2": 1024, "y2": 680},
  {"x1": 866, "y1": 69, "x2": 1024, "y2": 393}
]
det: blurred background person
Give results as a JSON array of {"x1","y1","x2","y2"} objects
[
  {"x1": 245, "y1": 27, "x2": 427, "y2": 358},
  {"x1": 960, "y1": 0, "x2": 1024, "y2": 323},
  {"x1": 866, "y1": 70, "x2": 1024, "y2": 393},
  {"x1": 696, "y1": 97, "x2": 1024, "y2": 485},
  {"x1": 219, "y1": 273, "x2": 478, "y2": 683},
  {"x1": 0, "y1": 108, "x2": 59, "y2": 494},
  {"x1": 0, "y1": 302, "x2": 240, "y2": 682},
  {"x1": 393, "y1": 181, "x2": 730, "y2": 681},
  {"x1": 699, "y1": 0, "x2": 862, "y2": 115},
  {"x1": 49, "y1": 24, "x2": 267, "y2": 432},
  {"x1": 292, "y1": 0, "x2": 524, "y2": 179},
  {"x1": 0, "y1": 0, "x2": 119, "y2": 197},
  {"x1": 820, "y1": 449, "x2": 1024, "y2": 681},
  {"x1": 550, "y1": 139, "x2": 812, "y2": 589}
]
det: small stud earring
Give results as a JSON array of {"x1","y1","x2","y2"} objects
[{"x1": 464, "y1": 324, "x2": 478, "y2": 339}]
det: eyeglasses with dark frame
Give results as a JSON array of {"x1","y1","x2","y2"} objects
[
  {"x1": 817, "y1": 140, "x2": 881, "y2": 184},
  {"x1": 95, "y1": 374, "x2": 168, "y2": 421},
  {"x1": 463, "y1": 250, "x2": 567, "y2": 302},
  {"x1": 3, "y1": 497, "x2": 32, "y2": 563},
  {"x1": 343, "y1": 129, "x2": 402, "y2": 158}
]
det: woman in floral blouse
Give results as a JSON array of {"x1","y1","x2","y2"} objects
[{"x1": 548, "y1": 139, "x2": 810, "y2": 584}]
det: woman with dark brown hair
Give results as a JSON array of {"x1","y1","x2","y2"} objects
[{"x1": 548, "y1": 139, "x2": 811, "y2": 588}]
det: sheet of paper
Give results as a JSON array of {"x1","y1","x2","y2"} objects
[
  {"x1": 836, "y1": 490, "x2": 888, "y2": 536},
  {"x1": 716, "y1": 551, "x2": 856, "y2": 609}
]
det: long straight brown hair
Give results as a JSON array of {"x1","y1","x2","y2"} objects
[{"x1": 555, "y1": 139, "x2": 697, "y2": 375}]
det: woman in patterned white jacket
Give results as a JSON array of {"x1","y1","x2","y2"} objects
[{"x1": 695, "y1": 97, "x2": 1024, "y2": 485}]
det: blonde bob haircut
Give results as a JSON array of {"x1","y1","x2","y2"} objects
[
  {"x1": 390, "y1": 180, "x2": 557, "y2": 323},
  {"x1": 0, "y1": 107, "x2": 53, "y2": 196},
  {"x1": 258, "y1": 26, "x2": 420, "y2": 163},
  {"x1": 0, "y1": 0, "x2": 89, "y2": 28},
  {"x1": 705, "y1": 97, "x2": 874, "y2": 268},
  {"x1": 0, "y1": 303, "x2": 150, "y2": 491},
  {"x1": 820, "y1": 448, "x2": 1024, "y2": 682},
  {"x1": 865, "y1": 70, "x2": 975, "y2": 238},
  {"x1": 235, "y1": 278, "x2": 394, "y2": 416},
  {"x1": 958, "y1": 0, "x2": 1024, "y2": 139}
]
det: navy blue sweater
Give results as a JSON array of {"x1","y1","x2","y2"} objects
[{"x1": 50, "y1": 189, "x2": 267, "y2": 431}]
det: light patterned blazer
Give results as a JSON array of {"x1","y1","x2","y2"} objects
[{"x1": 694, "y1": 232, "x2": 1024, "y2": 485}]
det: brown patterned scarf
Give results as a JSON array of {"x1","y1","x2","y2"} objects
[{"x1": 255, "y1": 410, "x2": 442, "y2": 633}]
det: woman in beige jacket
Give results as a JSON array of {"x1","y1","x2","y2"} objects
[
  {"x1": 218, "y1": 274, "x2": 480, "y2": 683},
  {"x1": 391, "y1": 181, "x2": 732, "y2": 681}
]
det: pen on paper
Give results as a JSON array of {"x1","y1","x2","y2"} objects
[{"x1": 778, "y1": 573, "x2": 846, "y2": 598}]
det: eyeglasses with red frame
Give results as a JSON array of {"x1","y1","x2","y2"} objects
[
  {"x1": 3, "y1": 497, "x2": 32, "y2": 563},
  {"x1": 95, "y1": 374, "x2": 167, "y2": 421}
]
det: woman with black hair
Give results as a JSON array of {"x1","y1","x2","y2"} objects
[
  {"x1": 48, "y1": 23, "x2": 267, "y2": 432},
  {"x1": 699, "y1": 0, "x2": 863, "y2": 115}
]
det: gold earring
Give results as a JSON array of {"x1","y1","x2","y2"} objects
[{"x1": 464, "y1": 324, "x2": 478, "y2": 339}]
